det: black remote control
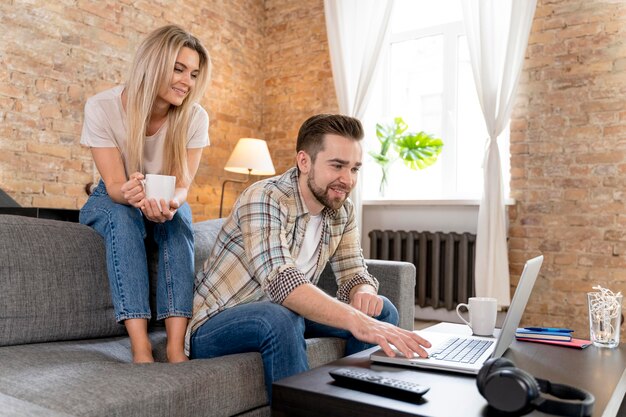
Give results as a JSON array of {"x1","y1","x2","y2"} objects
[{"x1": 329, "y1": 367, "x2": 430, "y2": 402}]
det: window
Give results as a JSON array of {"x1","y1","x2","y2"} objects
[{"x1": 362, "y1": 0, "x2": 510, "y2": 201}]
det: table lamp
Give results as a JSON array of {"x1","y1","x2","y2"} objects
[{"x1": 219, "y1": 138, "x2": 275, "y2": 218}]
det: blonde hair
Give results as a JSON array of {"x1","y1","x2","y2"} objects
[{"x1": 125, "y1": 24, "x2": 211, "y2": 184}]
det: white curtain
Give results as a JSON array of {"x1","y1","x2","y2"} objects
[
  {"x1": 462, "y1": 0, "x2": 536, "y2": 306},
  {"x1": 324, "y1": 0, "x2": 395, "y2": 233}
]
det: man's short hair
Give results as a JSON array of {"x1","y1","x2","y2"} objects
[{"x1": 296, "y1": 114, "x2": 364, "y2": 163}]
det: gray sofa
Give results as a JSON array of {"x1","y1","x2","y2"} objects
[{"x1": 0, "y1": 214, "x2": 416, "y2": 417}]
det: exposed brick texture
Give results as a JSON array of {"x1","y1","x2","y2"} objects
[
  {"x1": 0, "y1": 0, "x2": 265, "y2": 219},
  {"x1": 214, "y1": 0, "x2": 339, "y2": 216},
  {"x1": 263, "y1": 0, "x2": 338, "y2": 176},
  {"x1": 510, "y1": 0, "x2": 626, "y2": 336},
  {"x1": 2, "y1": 0, "x2": 626, "y2": 339}
]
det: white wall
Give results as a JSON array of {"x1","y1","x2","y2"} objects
[
  {"x1": 360, "y1": 200, "x2": 514, "y2": 322},
  {"x1": 361, "y1": 200, "x2": 481, "y2": 258}
]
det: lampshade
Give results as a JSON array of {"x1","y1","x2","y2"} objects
[{"x1": 224, "y1": 138, "x2": 275, "y2": 176}]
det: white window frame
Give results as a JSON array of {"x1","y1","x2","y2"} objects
[
  {"x1": 363, "y1": 16, "x2": 511, "y2": 204},
  {"x1": 368, "y1": 21, "x2": 464, "y2": 202}
]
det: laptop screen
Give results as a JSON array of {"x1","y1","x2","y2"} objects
[{"x1": 491, "y1": 255, "x2": 544, "y2": 359}]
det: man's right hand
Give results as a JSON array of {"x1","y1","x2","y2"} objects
[
  {"x1": 282, "y1": 283, "x2": 431, "y2": 359},
  {"x1": 347, "y1": 309, "x2": 431, "y2": 359}
]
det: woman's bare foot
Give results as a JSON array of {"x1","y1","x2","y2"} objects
[
  {"x1": 167, "y1": 347, "x2": 189, "y2": 363},
  {"x1": 165, "y1": 316, "x2": 189, "y2": 363},
  {"x1": 132, "y1": 342, "x2": 155, "y2": 364},
  {"x1": 125, "y1": 318, "x2": 154, "y2": 363}
]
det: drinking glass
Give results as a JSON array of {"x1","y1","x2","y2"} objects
[{"x1": 588, "y1": 292, "x2": 622, "y2": 348}]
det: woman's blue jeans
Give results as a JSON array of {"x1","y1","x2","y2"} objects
[
  {"x1": 189, "y1": 296, "x2": 399, "y2": 400},
  {"x1": 80, "y1": 180, "x2": 194, "y2": 322}
]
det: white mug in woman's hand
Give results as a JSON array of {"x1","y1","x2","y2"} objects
[
  {"x1": 456, "y1": 297, "x2": 497, "y2": 336},
  {"x1": 141, "y1": 174, "x2": 176, "y2": 212}
]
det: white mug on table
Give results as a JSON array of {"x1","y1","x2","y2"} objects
[
  {"x1": 456, "y1": 297, "x2": 498, "y2": 336},
  {"x1": 142, "y1": 174, "x2": 176, "y2": 212}
]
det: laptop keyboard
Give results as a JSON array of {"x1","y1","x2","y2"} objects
[{"x1": 429, "y1": 337, "x2": 494, "y2": 364}]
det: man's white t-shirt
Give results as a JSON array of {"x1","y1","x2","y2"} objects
[
  {"x1": 80, "y1": 85, "x2": 209, "y2": 176},
  {"x1": 295, "y1": 214, "x2": 324, "y2": 280}
]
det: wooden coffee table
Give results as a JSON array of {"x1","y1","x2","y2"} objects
[{"x1": 272, "y1": 323, "x2": 626, "y2": 417}]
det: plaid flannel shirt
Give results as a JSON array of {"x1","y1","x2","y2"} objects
[{"x1": 185, "y1": 167, "x2": 378, "y2": 354}]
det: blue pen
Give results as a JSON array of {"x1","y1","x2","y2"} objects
[{"x1": 524, "y1": 327, "x2": 574, "y2": 333}]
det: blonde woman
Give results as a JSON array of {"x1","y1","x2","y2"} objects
[{"x1": 79, "y1": 25, "x2": 211, "y2": 363}]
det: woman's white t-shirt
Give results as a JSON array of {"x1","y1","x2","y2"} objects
[{"x1": 80, "y1": 85, "x2": 209, "y2": 176}]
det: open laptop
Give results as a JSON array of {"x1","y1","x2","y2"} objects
[{"x1": 370, "y1": 255, "x2": 544, "y2": 375}]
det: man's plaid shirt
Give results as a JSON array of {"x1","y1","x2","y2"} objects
[{"x1": 185, "y1": 167, "x2": 379, "y2": 354}]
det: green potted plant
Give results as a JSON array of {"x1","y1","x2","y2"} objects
[{"x1": 369, "y1": 117, "x2": 444, "y2": 195}]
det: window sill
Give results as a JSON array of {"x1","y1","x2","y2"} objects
[{"x1": 362, "y1": 198, "x2": 516, "y2": 206}]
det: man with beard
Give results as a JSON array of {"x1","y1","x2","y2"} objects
[{"x1": 187, "y1": 114, "x2": 431, "y2": 400}]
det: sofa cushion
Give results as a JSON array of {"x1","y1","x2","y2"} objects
[
  {"x1": 0, "y1": 332, "x2": 345, "y2": 417},
  {"x1": 0, "y1": 215, "x2": 125, "y2": 347},
  {"x1": 192, "y1": 218, "x2": 225, "y2": 275},
  {"x1": 0, "y1": 215, "x2": 232, "y2": 346},
  {"x1": 0, "y1": 392, "x2": 75, "y2": 417}
]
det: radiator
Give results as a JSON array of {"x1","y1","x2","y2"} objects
[{"x1": 368, "y1": 230, "x2": 476, "y2": 310}]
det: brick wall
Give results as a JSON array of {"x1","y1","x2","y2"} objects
[
  {"x1": 510, "y1": 0, "x2": 626, "y2": 335},
  {"x1": 0, "y1": 0, "x2": 265, "y2": 220},
  {"x1": 263, "y1": 0, "x2": 338, "y2": 175},
  {"x1": 219, "y1": 0, "x2": 339, "y2": 215}
]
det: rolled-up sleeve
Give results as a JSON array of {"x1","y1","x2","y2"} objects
[
  {"x1": 265, "y1": 266, "x2": 310, "y2": 304},
  {"x1": 336, "y1": 272, "x2": 379, "y2": 303}
]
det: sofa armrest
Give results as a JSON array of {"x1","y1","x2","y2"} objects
[
  {"x1": 365, "y1": 259, "x2": 416, "y2": 331},
  {"x1": 317, "y1": 259, "x2": 416, "y2": 331}
]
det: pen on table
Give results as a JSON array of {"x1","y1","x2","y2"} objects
[{"x1": 523, "y1": 327, "x2": 574, "y2": 333}]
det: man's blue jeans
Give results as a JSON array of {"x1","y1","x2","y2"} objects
[
  {"x1": 189, "y1": 296, "x2": 399, "y2": 400},
  {"x1": 79, "y1": 180, "x2": 194, "y2": 322}
]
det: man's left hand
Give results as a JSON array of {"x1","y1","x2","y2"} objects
[{"x1": 350, "y1": 286, "x2": 383, "y2": 317}]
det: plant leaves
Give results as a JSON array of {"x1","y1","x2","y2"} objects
[
  {"x1": 394, "y1": 131, "x2": 444, "y2": 170},
  {"x1": 368, "y1": 150, "x2": 393, "y2": 165},
  {"x1": 371, "y1": 117, "x2": 443, "y2": 178},
  {"x1": 375, "y1": 117, "x2": 408, "y2": 155},
  {"x1": 392, "y1": 117, "x2": 408, "y2": 136}
]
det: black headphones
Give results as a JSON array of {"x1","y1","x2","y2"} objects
[{"x1": 477, "y1": 358, "x2": 595, "y2": 416}]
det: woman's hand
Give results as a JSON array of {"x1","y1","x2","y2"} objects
[
  {"x1": 138, "y1": 147, "x2": 201, "y2": 223},
  {"x1": 121, "y1": 172, "x2": 145, "y2": 208},
  {"x1": 141, "y1": 197, "x2": 180, "y2": 223}
]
